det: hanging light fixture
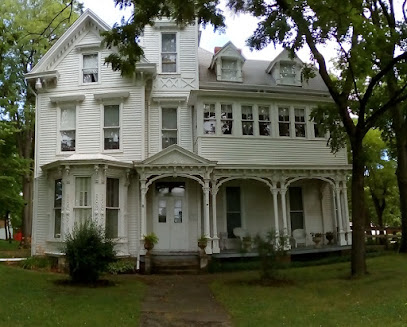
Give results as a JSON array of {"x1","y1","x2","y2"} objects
[{"x1": 35, "y1": 78, "x2": 42, "y2": 90}]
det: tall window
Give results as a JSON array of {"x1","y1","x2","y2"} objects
[
  {"x1": 258, "y1": 106, "x2": 271, "y2": 136},
  {"x1": 289, "y1": 187, "x2": 304, "y2": 231},
  {"x1": 203, "y1": 103, "x2": 216, "y2": 134},
  {"x1": 241, "y1": 105, "x2": 254, "y2": 135},
  {"x1": 60, "y1": 105, "x2": 76, "y2": 151},
  {"x1": 54, "y1": 179, "x2": 62, "y2": 238},
  {"x1": 280, "y1": 62, "x2": 296, "y2": 85},
  {"x1": 221, "y1": 59, "x2": 238, "y2": 81},
  {"x1": 104, "y1": 105, "x2": 120, "y2": 150},
  {"x1": 162, "y1": 107, "x2": 177, "y2": 149},
  {"x1": 295, "y1": 108, "x2": 306, "y2": 137},
  {"x1": 83, "y1": 54, "x2": 98, "y2": 83},
  {"x1": 106, "y1": 178, "x2": 119, "y2": 238},
  {"x1": 278, "y1": 107, "x2": 290, "y2": 137},
  {"x1": 221, "y1": 104, "x2": 233, "y2": 134},
  {"x1": 161, "y1": 33, "x2": 177, "y2": 73},
  {"x1": 226, "y1": 187, "x2": 241, "y2": 238},
  {"x1": 75, "y1": 177, "x2": 92, "y2": 225}
]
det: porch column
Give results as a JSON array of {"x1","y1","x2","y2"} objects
[
  {"x1": 280, "y1": 187, "x2": 290, "y2": 249},
  {"x1": 335, "y1": 183, "x2": 346, "y2": 245},
  {"x1": 211, "y1": 185, "x2": 220, "y2": 253},
  {"x1": 272, "y1": 188, "x2": 280, "y2": 234},
  {"x1": 140, "y1": 178, "x2": 147, "y2": 253},
  {"x1": 203, "y1": 180, "x2": 212, "y2": 254},
  {"x1": 342, "y1": 185, "x2": 352, "y2": 245}
]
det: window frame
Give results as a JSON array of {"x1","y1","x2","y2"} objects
[
  {"x1": 279, "y1": 61, "x2": 297, "y2": 86},
  {"x1": 57, "y1": 104, "x2": 77, "y2": 154},
  {"x1": 278, "y1": 106, "x2": 291, "y2": 137},
  {"x1": 241, "y1": 105, "x2": 254, "y2": 136},
  {"x1": 160, "y1": 106, "x2": 179, "y2": 149},
  {"x1": 102, "y1": 103, "x2": 122, "y2": 152},
  {"x1": 105, "y1": 177, "x2": 120, "y2": 239},
  {"x1": 294, "y1": 108, "x2": 307, "y2": 138},
  {"x1": 220, "y1": 103, "x2": 233, "y2": 135},
  {"x1": 221, "y1": 58, "x2": 239, "y2": 81},
  {"x1": 74, "y1": 176, "x2": 93, "y2": 225},
  {"x1": 160, "y1": 32, "x2": 178, "y2": 74},
  {"x1": 258, "y1": 105, "x2": 271, "y2": 137},
  {"x1": 81, "y1": 52, "x2": 100, "y2": 85},
  {"x1": 203, "y1": 103, "x2": 216, "y2": 135}
]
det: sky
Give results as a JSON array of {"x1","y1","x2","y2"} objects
[{"x1": 80, "y1": 0, "x2": 336, "y2": 64}]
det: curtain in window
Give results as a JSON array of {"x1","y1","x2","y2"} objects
[
  {"x1": 104, "y1": 105, "x2": 119, "y2": 127},
  {"x1": 61, "y1": 107, "x2": 75, "y2": 130},
  {"x1": 83, "y1": 54, "x2": 98, "y2": 82}
]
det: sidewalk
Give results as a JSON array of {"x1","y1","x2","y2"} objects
[{"x1": 139, "y1": 274, "x2": 232, "y2": 327}]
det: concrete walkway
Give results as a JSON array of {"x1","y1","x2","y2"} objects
[{"x1": 139, "y1": 274, "x2": 232, "y2": 327}]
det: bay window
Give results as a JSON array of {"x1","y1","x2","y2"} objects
[
  {"x1": 75, "y1": 177, "x2": 92, "y2": 225},
  {"x1": 221, "y1": 104, "x2": 233, "y2": 134},
  {"x1": 203, "y1": 103, "x2": 216, "y2": 135},
  {"x1": 106, "y1": 178, "x2": 119, "y2": 238},
  {"x1": 241, "y1": 105, "x2": 254, "y2": 135}
]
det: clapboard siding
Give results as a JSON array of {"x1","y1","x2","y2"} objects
[
  {"x1": 179, "y1": 104, "x2": 193, "y2": 151},
  {"x1": 127, "y1": 176, "x2": 140, "y2": 256},
  {"x1": 197, "y1": 136, "x2": 347, "y2": 166},
  {"x1": 32, "y1": 175, "x2": 51, "y2": 254}
]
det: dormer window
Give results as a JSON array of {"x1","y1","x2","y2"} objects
[
  {"x1": 221, "y1": 59, "x2": 238, "y2": 81},
  {"x1": 280, "y1": 62, "x2": 296, "y2": 85},
  {"x1": 83, "y1": 53, "x2": 98, "y2": 83}
]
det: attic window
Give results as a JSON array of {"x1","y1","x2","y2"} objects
[
  {"x1": 280, "y1": 62, "x2": 296, "y2": 85},
  {"x1": 221, "y1": 59, "x2": 238, "y2": 81},
  {"x1": 83, "y1": 54, "x2": 98, "y2": 83}
]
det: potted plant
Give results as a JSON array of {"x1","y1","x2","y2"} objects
[
  {"x1": 198, "y1": 235, "x2": 208, "y2": 250},
  {"x1": 143, "y1": 233, "x2": 158, "y2": 252},
  {"x1": 325, "y1": 231, "x2": 334, "y2": 244},
  {"x1": 311, "y1": 232, "x2": 322, "y2": 248}
]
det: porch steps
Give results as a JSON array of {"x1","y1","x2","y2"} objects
[{"x1": 151, "y1": 253, "x2": 200, "y2": 275}]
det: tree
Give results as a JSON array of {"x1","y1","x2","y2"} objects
[
  {"x1": 103, "y1": 1, "x2": 407, "y2": 276},
  {"x1": 0, "y1": 0, "x2": 82, "y2": 246}
]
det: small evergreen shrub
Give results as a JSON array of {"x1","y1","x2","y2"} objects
[
  {"x1": 63, "y1": 221, "x2": 116, "y2": 283},
  {"x1": 107, "y1": 259, "x2": 136, "y2": 274}
]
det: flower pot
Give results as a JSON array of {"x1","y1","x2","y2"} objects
[
  {"x1": 313, "y1": 236, "x2": 322, "y2": 248},
  {"x1": 144, "y1": 241, "x2": 154, "y2": 252},
  {"x1": 326, "y1": 234, "x2": 334, "y2": 245},
  {"x1": 198, "y1": 240, "x2": 207, "y2": 250}
]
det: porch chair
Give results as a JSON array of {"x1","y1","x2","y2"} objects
[
  {"x1": 233, "y1": 227, "x2": 248, "y2": 241},
  {"x1": 292, "y1": 229, "x2": 307, "y2": 248}
]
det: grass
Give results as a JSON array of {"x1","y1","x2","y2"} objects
[
  {"x1": 0, "y1": 240, "x2": 30, "y2": 258},
  {"x1": 210, "y1": 254, "x2": 407, "y2": 327},
  {"x1": 0, "y1": 264, "x2": 145, "y2": 327}
]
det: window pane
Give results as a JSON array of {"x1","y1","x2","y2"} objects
[
  {"x1": 104, "y1": 105, "x2": 119, "y2": 127},
  {"x1": 54, "y1": 179, "x2": 62, "y2": 208},
  {"x1": 106, "y1": 209, "x2": 118, "y2": 238},
  {"x1": 162, "y1": 34, "x2": 176, "y2": 52},
  {"x1": 76, "y1": 208, "x2": 92, "y2": 225},
  {"x1": 162, "y1": 130, "x2": 177, "y2": 148},
  {"x1": 61, "y1": 107, "x2": 75, "y2": 130},
  {"x1": 83, "y1": 54, "x2": 98, "y2": 83},
  {"x1": 221, "y1": 104, "x2": 233, "y2": 119},
  {"x1": 295, "y1": 124, "x2": 306, "y2": 137},
  {"x1": 75, "y1": 177, "x2": 91, "y2": 207},
  {"x1": 162, "y1": 108, "x2": 177, "y2": 129},
  {"x1": 278, "y1": 108, "x2": 290, "y2": 121},
  {"x1": 83, "y1": 54, "x2": 98, "y2": 68},
  {"x1": 174, "y1": 200, "x2": 182, "y2": 223},
  {"x1": 158, "y1": 200, "x2": 167, "y2": 223},
  {"x1": 259, "y1": 122, "x2": 271, "y2": 136},
  {"x1": 203, "y1": 104, "x2": 216, "y2": 118},
  {"x1": 279, "y1": 123, "x2": 290, "y2": 136},
  {"x1": 258, "y1": 106, "x2": 270, "y2": 121},
  {"x1": 162, "y1": 62, "x2": 176, "y2": 73},
  {"x1": 280, "y1": 63, "x2": 296, "y2": 84},
  {"x1": 314, "y1": 124, "x2": 324, "y2": 138},
  {"x1": 221, "y1": 120, "x2": 233, "y2": 134},
  {"x1": 295, "y1": 109, "x2": 305, "y2": 122},
  {"x1": 54, "y1": 209, "x2": 61, "y2": 238},
  {"x1": 289, "y1": 187, "x2": 303, "y2": 210},
  {"x1": 242, "y1": 121, "x2": 253, "y2": 135},
  {"x1": 104, "y1": 129, "x2": 120, "y2": 150},
  {"x1": 106, "y1": 178, "x2": 119, "y2": 207},
  {"x1": 61, "y1": 130, "x2": 75, "y2": 151},
  {"x1": 241, "y1": 106, "x2": 253, "y2": 120}
]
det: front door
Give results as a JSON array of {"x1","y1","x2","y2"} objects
[{"x1": 154, "y1": 182, "x2": 188, "y2": 251}]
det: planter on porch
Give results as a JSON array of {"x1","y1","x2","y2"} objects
[{"x1": 311, "y1": 233, "x2": 322, "y2": 248}]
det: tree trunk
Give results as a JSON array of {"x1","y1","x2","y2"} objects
[
  {"x1": 21, "y1": 174, "x2": 32, "y2": 248},
  {"x1": 351, "y1": 136, "x2": 367, "y2": 276},
  {"x1": 387, "y1": 78, "x2": 407, "y2": 252}
]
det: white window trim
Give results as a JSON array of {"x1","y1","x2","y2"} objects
[
  {"x1": 79, "y1": 52, "x2": 101, "y2": 86},
  {"x1": 160, "y1": 106, "x2": 179, "y2": 149},
  {"x1": 159, "y1": 32, "x2": 179, "y2": 74},
  {"x1": 56, "y1": 104, "x2": 77, "y2": 155},
  {"x1": 101, "y1": 102, "x2": 123, "y2": 153}
]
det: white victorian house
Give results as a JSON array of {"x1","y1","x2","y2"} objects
[{"x1": 26, "y1": 10, "x2": 351, "y2": 265}]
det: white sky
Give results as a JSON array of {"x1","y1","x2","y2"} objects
[{"x1": 80, "y1": 0, "x2": 336, "y2": 64}]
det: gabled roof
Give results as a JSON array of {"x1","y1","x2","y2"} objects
[
  {"x1": 209, "y1": 41, "x2": 246, "y2": 69},
  {"x1": 135, "y1": 145, "x2": 217, "y2": 166},
  {"x1": 27, "y1": 9, "x2": 110, "y2": 77},
  {"x1": 266, "y1": 48, "x2": 304, "y2": 74}
]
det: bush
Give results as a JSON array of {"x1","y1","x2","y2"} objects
[
  {"x1": 20, "y1": 256, "x2": 52, "y2": 270},
  {"x1": 107, "y1": 259, "x2": 136, "y2": 274},
  {"x1": 63, "y1": 221, "x2": 116, "y2": 283},
  {"x1": 254, "y1": 230, "x2": 288, "y2": 281}
]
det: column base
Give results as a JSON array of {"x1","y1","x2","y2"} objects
[
  {"x1": 205, "y1": 243, "x2": 213, "y2": 255},
  {"x1": 338, "y1": 231, "x2": 347, "y2": 246},
  {"x1": 212, "y1": 237, "x2": 220, "y2": 253}
]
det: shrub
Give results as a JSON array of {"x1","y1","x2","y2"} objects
[
  {"x1": 63, "y1": 220, "x2": 116, "y2": 283},
  {"x1": 254, "y1": 230, "x2": 288, "y2": 281},
  {"x1": 107, "y1": 259, "x2": 136, "y2": 274},
  {"x1": 20, "y1": 256, "x2": 52, "y2": 270}
]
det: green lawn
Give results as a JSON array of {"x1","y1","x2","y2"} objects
[
  {"x1": 0, "y1": 240, "x2": 30, "y2": 258},
  {"x1": 0, "y1": 265, "x2": 145, "y2": 327},
  {"x1": 210, "y1": 254, "x2": 407, "y2": 327}
]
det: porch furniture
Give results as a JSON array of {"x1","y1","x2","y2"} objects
[
  {"x1": 292, "y1": 229, "x2": 306, "y2": 248},
  {"x1": 233, "y1": 227, "x2": 248, "y2": 241}
]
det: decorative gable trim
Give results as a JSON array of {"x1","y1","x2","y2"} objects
[{"x1": 135, "y1": 145, "x2": 217, "y2": 167}]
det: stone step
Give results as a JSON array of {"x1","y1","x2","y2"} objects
[{"x1": 150, "y1": 254, "x2": 200, "y2": 275}]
